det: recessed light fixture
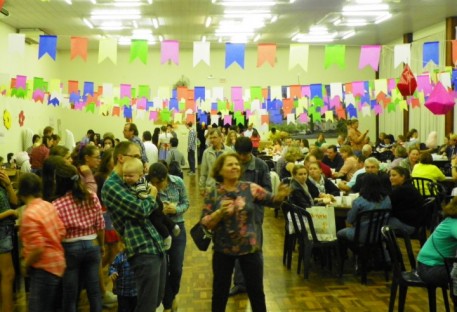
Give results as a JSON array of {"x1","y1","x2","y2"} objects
[
  {"x1": 147, "y1": 0, "x2": 153, "y2": 3},
  {"x1": 253, "y1": 34, "x2": 260, "y2": 42},
  {"x1": 220, "y1": 1, "x2": 277, "y2": 7},
  {"x1": 152, "y1": 18, "x2": 159, "y2": 29},
  {"x1": 375, "y1": 13, "x2": 392, "y2": 24},
  {"x1": 91, "y1": 0, "x2": 97, "y2": 4},
  {"x1": 205, "y1": 16, "x2": 212, "y2": 27},
  {"x1": 342, "y1": 31, "x2": 356, "y2": 39},
  {"x1": 65, "y1": 0, "x2": 72, "y2": 4},
  {"x1": 270, "y1": 15, "x2": 278, "y2": 23},
  {"x1": 343, "y1": 4, "x2": 389, "y2": 12},
  {"x1": 83, "y1": 18, "x2": 94, "y2": 29}
]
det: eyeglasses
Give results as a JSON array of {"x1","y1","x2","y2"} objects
[{"x1": 122, "y1": 154, "x2": 141, "y2": 159}]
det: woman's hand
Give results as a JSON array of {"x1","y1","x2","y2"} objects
[
  {"x1": 149, "y1": 185, "x2": 158, "y2": 198},
  {"x1": 79, "y1": 165, "x2": 91, "y2": 176},
  {"x1": 163, "y1": 202, "x2": 177, "y2": 215},
  {"x1": 275, "y1": 184, "x2": 291, "y2": 202},
  {"x1": 220, "y1": 199, "x2": 236, "y2": 216},
  {"x1": 0, "y1": 170, "x2": 12, "y2": 188}
]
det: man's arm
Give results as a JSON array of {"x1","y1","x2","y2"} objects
[{"x1": 199, "y1": 150, "x2": 209, "y2": 194}]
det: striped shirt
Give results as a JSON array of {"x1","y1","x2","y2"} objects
[
  {"x1": 158, "y1": 175, "x2": 189, "y2": 223},
  {"x1": 20, "y1": 198, "x2": 66, "y2": 277},
  {"x1": 130, "y1": 136, "x2": 149, "y2": 164},
  {"x1": 109, "y1": 251, "x2": 137, "y2": 297},
  {"x1": 102, "y1": 171, "x2": 165, "y2": 259},
  {"x1": 52, "y1": 192, "x2": 105, "y2": 240}
]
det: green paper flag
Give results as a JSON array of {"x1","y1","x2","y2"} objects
[
  {"x1": 218, "y1": 100, "x2": 226, "y2": 111},
  {"x1": 313, "y1": 112, "x2": 322, "y2": 122},
  {"x1": 138, "y1": 85, "x2": 150, "y2": 98},
  {"x1": 312, "y1": 97, "x2": 324, "y2": 107},
  {"x1": 234, "y1": 112, "x2": 245, "y2": 125},
  {"x1": 131, "y1": 88, "x2": 136, "y2": 99},
  {"x1": 160, "y1": 109, "x2": 171, "y2": 123},
  {"x1": 120, "y1": 97, "x2": 130, "y2": 107},
  {"x1": 130, "y1": 40, "x2": 148, "y2": 64},
  {"x1": 33, "y1": 77, "x2": 45, "y2": 91},
  {"x1": 387, "y1": 102, "x2": 396, "y2": 113},
  {"x1": 86, "y1": 103, "x2": 96, "y2": 113},
  {"x1": 324, "y1": 45, "x2": 346, "y2": 69},
  {"x1": 250, "y1": 86, "x2": 262, "y2": 100},
  {"x1": 179, "y1": 100, "x2": 185, "y2": 111}
]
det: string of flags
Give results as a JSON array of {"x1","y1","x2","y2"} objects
[{"x1": 6, "y1": 33, "x2": 457, "y2": 69}]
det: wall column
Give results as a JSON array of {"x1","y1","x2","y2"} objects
[
  {"x1": 445, "y1": 17, "x2": 457, "y2": 135},
  {"x1": 402, "y1": 33, "x2": 413, "y2": 136}
]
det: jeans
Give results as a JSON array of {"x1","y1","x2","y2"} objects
[
  {"x1": 163, "y1": 222, "x2": 187, "y2": 309},
  {"x1": 387, "y1": 217, "x2": 416, "y2": 235},
  {"x1": 129, "y1": 253, "x2": 167, "y2": 312},
  {"x1": 28, "y1": 268, "x2": 62, "y2": 312},
  {"x1": 118, "y1": 295, "x2": 137, "y2": 312},
  {"x1": 62, "y1": 239, "x2": 102, "y2": 312},
  {"x1": 188, "y1": 150, "x2": 196, "y2": 173},
  {"x1": 212, "y1": 251, "x2": 266, "y2": 312}
]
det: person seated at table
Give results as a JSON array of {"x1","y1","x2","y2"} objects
[
  {"x1": 314, "y1": 133, "x2": 326, "y2": 147},
  {"x1": 388, "y1": 166, "x2": 425, "y2": 235},
  {"x1": 445, "y1": 133, "x2": 457, "y2": 159},
  {"x1": 271, "y1": 139, "x2": 283, "y2": 156},
  {"x1": 276, "y1": 147, "x2": 301, "y2": 180},
  {"x1": 306, "y1": 162, "x2": 339, "y2": 203},
  {"x1": 349, "y1": 157, "x2": 391, "y2": 195},
  {"x1": 411, "y1": 152, "x2": 446, "y2": 195},
  {"x1": 289, "y1": 164, "x2": 313, "y2": 208},
  {"x1": 337, "y1": 174, "x2": 391, "y2": 243},
  {"x1": 337, "y1": 155, "x2": 367, "y2": 192},
  {"x1": 399, "y1": 146, "x2": 420, "y2": 173},
  {"x1": 322, "y1": 145, "x2": 344, "y2": 171},
  {"x1": 375, "y1": 132, "x2": 387, "y2": 152},
  {"x1": 417, "y1": 196, "x2": 457, "y2": 288},
  {"x1": 307, "y1": 149, "x2": 332, "y2": 178},
  {"x1": 389, "y1": 145, "x2": 408, "y2": 170},
  {"x1": 332, "y1": 145, "x2": 358, "y2": 182}
]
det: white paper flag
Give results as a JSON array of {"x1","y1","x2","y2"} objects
[
  {"x1": 193, "y1": 41, "x2": 210, "y2": 67},
  {"x1": 8, "y1": 34, "x2": 25, "y2": 55},
  {"x1": 394, "y1": 44, "x2": 411, "y2": 68}
]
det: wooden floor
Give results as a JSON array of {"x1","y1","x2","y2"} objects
[{"x1": 14, "y1": 169, "x2": 451, "y2": 311}]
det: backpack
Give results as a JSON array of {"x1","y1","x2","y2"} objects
[{"x1": 169, "y1": 151, "x2": 183, "y2": 178}]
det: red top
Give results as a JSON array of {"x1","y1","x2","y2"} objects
[
  {"x1": 30, "y1": 144, "x2": 49, "y2": 169},
  {"x1": 251, "y1": 136, "x2": 261, "y2": 148},
  {"x1": 319, "y1": 161, "x2": 332, "y2": 178}
]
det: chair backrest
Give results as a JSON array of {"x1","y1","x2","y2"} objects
[
  {"x1": 411, "y1": 177, "x2": 435, "y2": 197},
  {"x1": 283, "y1": 202, "x2": 320, "y2": 243},
  {"x1": 353, "y1": 208, "x2": 391, "y2": 246},
  {"x1": 381, "y1": 226, "x2": 404, "y2": 279},
  {"x1": 444, "y1": 257, "x2": 457, "y2": 302}
]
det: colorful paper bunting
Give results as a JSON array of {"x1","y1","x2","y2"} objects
[
  {"x1": 359, "y1": 45, "x2": 381, "y2": 71},
  {"x1": 394, "y1": 44, "x2": 411, "y2": 67},
  {"x1": 193, "y1": 41, "x2": 210, "y2": 67},
  {"x1": 257, "y1": 43, "x2": 276, "y2": 67},
  {"x1": 324, "y1": 45, "x2": 345, "y2": 69},
  {"x1": 452, "y1": 40, "x2": 457, "y2": 66},
  {"x1": 130, "y1": 40, "x2": 148, "y2": 64},
  {"x1": 38, "y1": 35, "x2": 57, "y2": 60},
  {"x1": 161, "y1": 40, "x2": 180, "y2": 65},
  {"x1": 8, "y1": 34, "x2": 25, "y2": 55},
  {"x1": 423, "y1": 41, "x2": 439, "y2": 68},
  {"x1": 0, "y1": 0, "x2": 4, "y2": 11},
  {"x1": 98, "y1": 38, "x2": 117, "y2": 64},
  {"x1": 70, "y1": 37, "x2": 88, "y2": 61},
  {"x1": 225, "y1": 43, "x2": 245, "y2": 69},
  {"x1": 289, "y1": 44, "x2": 309, "y2": 71}
]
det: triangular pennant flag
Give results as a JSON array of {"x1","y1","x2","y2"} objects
[
  {"x1": 0, "y1": 0, "x2": 4, "y2": 10},
  {"x1": 225, "y1": 43, "x2": 245, "y2": 69},
  {"x1": 423, "y1": 41, "x2": 439, "y2": 68},
  {"x1": 161, "y1": 40, "x2": 180, "y2": 65},
  {"x1": 394, "y1": 44, "x2": 411, "y2": 67},
  {"x1": 359, "y1": 45, "x2": 381, "y2": 71},
  {"x1": 130, "y1": 39, "x2": 148, "y2": 64},
  {"x1": 289, "y1": 44, "x2": 309, "y2": 71},
  {"x1": 38, "y1": 35, "x2": 57, "y2": 60},
  {"x1": 257, "y1": 43, "x2": 276, "y2": 67},
  {"x1": 70, "y1": 36, "x2": 88, "y2": 61},
  {"x1": 193, "y1": 41, "x2": 210, "y2": 67},
  {"x1": 98, "y1": 38, "x2": 117, "y2": 64},
  {"x1": 324, "y1": 45, "x2": 345, "y2": 69},
  {"x1": 8, "y1": 34, "x2": 25, "y2": 55}
]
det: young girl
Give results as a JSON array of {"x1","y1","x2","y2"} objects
[
  {"x1": 18, "y1": 173, "x2": 66, "y2": 312},
  {"x1": 250, "y1": 129, "x2": 261, "y2": 155}
]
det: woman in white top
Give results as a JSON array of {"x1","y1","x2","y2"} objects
[{"x1": 159, "y1": 125, "x2": 172, "y2": 160}]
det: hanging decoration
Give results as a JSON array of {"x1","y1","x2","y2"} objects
[
  {"x1": 358, "y1": 45, "x2": 381, "y2": 71},
  {"x1": 257, "y1": 43, "x2": 277, "y2": 67},
  {"x1": 394, "y1": 44, "x2": 411, "y2": 68},
  {"x1": 38, "y1": 35, "x2": 57, "y2": 60},
  {"x1": 422, "y1": 41, "x2": 439, "y2": 68},
  {"x1": 71, "y1": 37, "x2": 88, "y2": 61},
  {"x1": 397, "y1": 64, "x2": 417, "y2": 97},
  {"x1": 424, "y1": 82, "x2": 455, "y2": 115},
  {"x1": 225, "y1": 43, "x2": 245, "y2": 69},
  {"x1": 130, "y1": 39, "x2": 148, "y2": 64},
  {"x1": 193, "y1": 41, "x2": 210, "y2": 67},
  {"x1": 324, "y1": 45, "x2": 345, "y2": 69},
  {"x1": 8, "y1": 34, "x2": 25, "y2": 55},
  {"x1": 161, "y1": 40, "x2": 180, "y2": 65},
  {"x1": 289, "y1": 43, "x2": 309, "y2": 71},
  {"x1": 3, "y1": 109, "x2": 11, "y2": 130},
  {"x1": 18, "y1": 110, "x2": 25, "y2": 127},
  {"x1": 98, "y1": 38, "x2": 117, "y2": 64}
]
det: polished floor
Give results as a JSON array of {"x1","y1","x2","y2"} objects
[{"x1": 14, "y1": 169, "x2": 451, "y2": 311}]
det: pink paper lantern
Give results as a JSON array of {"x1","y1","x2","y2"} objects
[{"x1": 424, "y1": 82, "x2": 455, "y2": 115}]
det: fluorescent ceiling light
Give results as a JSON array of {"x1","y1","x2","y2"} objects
[
  {"x1": 223, "y1": 13, "x2": 272, "y2": 20},
  {"x1": 218, "y1": 37, "x2": 222, "y2": 43},
  {"x1": 133, "y1": 29, "x2": 152, "y2": 35},
  {"x1": 205, "y1": 16, "x2": 212, "y2": 27},
  {"x1": 220, "y1": 1, "x2": 277, "y2": 7},
  {"x1": 91, "y1": 9, "x2": 141, "y2": 16},
  {"x1": 355, "y1": 0, "x2": 382, "y2": 3},
  {"x1": 270, "y1": 15, "x2": 277, "y2": 23},
  {"x1": 101, "y1": 21, "x2": 123, "y2": 27},
  {"x1": 219, "y1": 21, "x2": 265, "y2": 28},
  {"x1": 65, "y1": 0, "x2": 72, "y2": 4},
  {"x1": 345, "y1": 19, "x2": 367, "y2": 26},
  {"x1": 253, "y1": 34, "x2": 260, "y2": 42},
  {"x1": 375, "y1": 13, "x2": 392, "y2": 24},
  {"x1": 132, "y1": 20, "x2": 138, "y2": 28},
  {"x1": 309, "y1": 25, "x2": 329, "y2": 34},
  {"x1": 289, "y1": 0, "x2": 295, "y2": 3},
  {"x1": 229, "y1": 35, "x2": 249, "y2": 43},
  {"x1": 333, "y1": 19, "x2": 341, "y2": 26},
  {"x1": 152, "y1": 18, "x2": 159, "y2": 29},
  {"x1": 342, "y1": 31, "x2": 356, "y2": 39},
  {"x1": 100, "y1": 26, "x2": 126, "y2": 31},
  {"x1": 295, "y1": 36, "x2": 335, "y2": 43},
  {"x1": 83, "y1": 18, "x2": 94, "y2": 29},
  {"x1": 202, "y1": 35, "x2": 206, "y2": 42},
  {"x1": 91, "y1": 15, "x2": 142, "y2": 20},
  {"x1": 224, "y1": 9, "x2": 271, "y2": 14},
  {"x1": 91, "y1": 0, "x2": 97, "y2": 3},
  {"x1": 342, "y1": 11, "x2": 389, "y2": 16},
  {"x1": 343, "y1": 4, "x2": 389, "y2": 11},
  {"x1": 113, "y1": 2, "x2": 143, "y2": 8},
  {"x1": 216, "y1": 30, "x2": 254, "y2": 36},
  {"x1": 147, "y1": 0, "x2": 153, "y2": 4}
]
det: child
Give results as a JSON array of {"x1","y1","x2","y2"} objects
[
  {"x1": 109, "y1": 242, "x2": 137, "y2": 312},
  {"x1": 122, "y1": 158, "x2": 180, "y2": 249},
  {"x1": 18, "y1": 173, "x2": 66, "y2": 312}
]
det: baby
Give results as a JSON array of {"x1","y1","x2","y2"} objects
[{"x1": 123, "y1": 158, "x2": 179, "y2": 250}]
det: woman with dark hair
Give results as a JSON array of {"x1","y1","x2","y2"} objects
[
  {"x1": 411, "y1": 152, "x2": 446, "y2": 195},
  {"x1": 388, "y1": 166, "x2": 424, "y2": 235},
  {"x1": 400, "y1": 147, "x2": 420, "y2": 173},
  {"x1": 417, "y1": 196, "x2": 457, "y2": 288},
  {"x1": 102, "y1": 136, "x2": 115, "y2": 152},
  {"x1": 75, "y1": 144, "x2": 101, "y2": 193},
  {"x1": 50, "y1": 145, "x2": 73, "y2": 164},
  {"x1": 200, "y1": 153, "x2": 290, "y2": 312},
  {"x1": 152, "y1": 127, "x2": 161, "y2": 147},
  {"x1": 47, "y1": 161, "x2": 105, "y2": 312},
  {"x1": 148, "y1": 162, "x2": 189, "y2": 312},
  {"x1": 337, "y1": 174, "x2": 391, "y2": 242},
  {"x1": 289, "y1": 164, "x2": 313, "y2": 208}
]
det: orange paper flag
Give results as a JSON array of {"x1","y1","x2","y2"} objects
[
  {"x1": 257, "y1": 43, "x2": 276, "y2": 67},
  {"x1": 452, "y1": 40, "x2": 457, "y2": 66},
  {"x1": 0, "y1": 0, "x2": 5, "y2": 11},
  {"x1": 71, "y1": 37, "x2": 88, "y2": 61},
  {"x1": 290, "y1": 85, "x2": 302, "y2": 98}
]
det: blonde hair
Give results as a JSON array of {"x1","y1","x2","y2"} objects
[{"x1": 122, "y1": 158, "x2": 144, "y2": 175}]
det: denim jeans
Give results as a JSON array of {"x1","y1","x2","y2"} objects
[
  {"x1": 129, "y1": 253, "x2": 167, "y2": 312},
  {"x1": 188, "y1": 150, "x2": 196, "y2": 173},
  {"x1": 417, "y1": 262, "x2": 449, "y2": 287},
  {"x1": 28, "y1": 268, "x2": 62, "y2": 312},
  {"x1": 163, "y1": 222, "x2": 187, "y2": 309},
  {"x1": 387, "y1": 217, "x2": 416, "y2": 235},
  {"x1": 62, "y1": 240, "x2": 102, "y2": 312},
  {"x1": 212, "y1": 251, "x2": 266, "y2": 312}
]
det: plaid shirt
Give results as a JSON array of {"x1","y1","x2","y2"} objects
[
  {"x1": 158, "y1": 175, "x2": 189, "y2": 223},
  {"x1": 130, "y1": 136, "x2": 149, "y2": 164},
  {"x1": 188, "y1": 128, "x2": 197, "y2": 151},
  {"x1": 52, "y1": 192, "x2": 105, "y2": 240},
  {"x1": 101, "y1": 171, "x2": 164, "y2": 259},
  {"x1": 109, "y1": 251, "x2": 137, "y2": 297},
  {"x1": 20, "y1": 198, "x2": 66, "y2": 277}
]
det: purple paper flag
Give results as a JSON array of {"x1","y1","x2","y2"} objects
[
  {"x1": 417, "y1": 74, "x2": 433, "y2": 96},
  {"x1": 387, "y1": 78, "x2": 397, "y2": 93},
  {"x1": 225, "y1": 43, "x2": 245, "y2": 69},
  {"x1": 120, "y1": 84, "x2": 131, "y2": 98},
  {"x1": 137, "y1": 98, "x2": 147, "y2": 110},
  {"x1": 231, "y1": 87, "x2": 243, "y2": 101},
  {"x1": 149, "y1": 111, "x2": 158, "y2": 121},
  {"x1": 161, "y1": 40, "x2": 180, "y2": 65},
  {"x1": 298, "y1": 113, "x2": 309, "y2": 123},
  {"x1": 374, "y1": 104, "x2": 383, "y2": 115},
  {"x1": 423, "y1": 41, "x2": 439, "y2": 67},
  {"x1": 38, "y1": 35, "x2": 57, "y2": 60},
  {"x1": 320, "y1": 105, "x2": 328, "y2": 115},
  {"x1": 359, "y1": 45, "x2": 381, "y2": 71},
  {"x1": 352, "y1": 81, "x2": 365, "y2": 96},
  {"x1": 234, "y1": 99, "x2": 244, "y2": 112}
]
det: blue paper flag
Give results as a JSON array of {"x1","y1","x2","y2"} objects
[
  {"x1": 198, "y1": 112, "x2": 208, "y2": 124},
  {"x1": 194, "y1": 86, "x2": 205, "y2": 101},
  {"x1": 172, "y1": 89, "x2": 177, "y2": 99},
  {"x1": 48, "y1": 97, "x2": 60, "y2": 107},
  {"x1": 370, "y1": 99, "x2": 377, "y2": 110},
  {"x1": 346, "y1": 104, "x2": 358, "y2": 118},
  {"x1": 225, "y1": 43, "x2": 245, "y2": 69},
  {"x1": 452, "y1": 69, "x2": 457, "y2": 90},
  {"x1": 83, "y1": 82, "x2": 94, "y2": 102},
  {"x1": 69, "y1": 92, "x2": 80, "y2": 104},
  {"x1": 169, "y1": 98, "x2": 179, "y2": 111},
  {"x1": 38, "y1": 35, "x2": 57, "y2": 60},
  {"x1": 423, "y1": 41, "x2": 439, "y2": 67},
  {"x1": 146, "y1": 101, "x2": 154, "y2": 110},
  {"x1": 310, "y1": 84, "x2": 323, "y2": 99},
  {"x1": 267, "y1": 100, "x2": 275, "y2": 111},
  {"x1": 271, "y1": 112, "x2": 283, "y2": 124},
  {"x1": 123, "y1": 106, "x2": 133, "y2": 118}
]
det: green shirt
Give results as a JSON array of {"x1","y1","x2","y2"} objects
[
  {"x1": 101, "y1": 171, "x2": 164, "y2": 258},
  {"x1": 417, "y1": 218, "x2": 457, "y2": 266}
]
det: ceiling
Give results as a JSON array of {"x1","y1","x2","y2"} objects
[{"x1": 1, "y1": 0, "x2": 457, "y2": 50}]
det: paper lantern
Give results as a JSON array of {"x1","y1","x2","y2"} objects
[
  {"x1": 397, "y1": 64, "x2": 417, "y2": 96},
  {"x1": 424, "y1": 82, "x2": 455, "y2": 115}
]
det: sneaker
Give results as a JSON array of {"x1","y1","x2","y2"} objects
[
  {"x1": 172, "y1": 225, "x2": 181, "y2": 237},
  {"x1": 164, "y1": 235, "x2": 172, "y2": 250},
  {"x1": 188, "y1": 172, "x2": 195, "y2": 176},
  {"x1": 103, "y1": 290, "x2": 117, "y2": 305},
  {"x1": 229, "y1": 285, "x2": 246, "y2": 296}
]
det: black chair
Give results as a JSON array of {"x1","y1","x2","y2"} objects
[
  {"x1": 339, "y1": 208, "x2": 391, "y2": 284},
  {"x1": 381, "y1": 226, "x2": 450, "y2": 312},
  {"x1": 285, "y1": 202, "x2": 340, "y2": 279},
  {"x1": 444, "y1": 257, "x2": 457, "y2": 311},
  {"x1": 411, "y1": 197, "x2": 436, "y2": 246},
  {"x1": 280, "y1": 202, "x2": 296, "y2": 270},
  {"x1": 411, "y1": 177, "x2": 435, "y2": 198}
]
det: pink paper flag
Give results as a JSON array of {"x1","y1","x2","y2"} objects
[
  {"x1": 137, "y1": 98, "x2": 147, "y2": 110},
  {"x1": 33, "y1": 89, "x2": 44, "y2": 103},
  {"x1": 387, "y1": 78, "x2": 397, "y2": 93},
  {"x1": 417, "y1": 74, "x2": 432, "y2": 96},
  {"x1": 16, "y1": 75, "x2": 27, "y2": 89},
  {"x1": 352, "y1": 81, "x2": 365, "y2": 96},
  {"x1": 301, "y1": 85, "x2": 310, "y2": 98},
  {"x1": 298, "y1": 113, "x2": 309, "y2": 123},
  {"x1": 120, "y1": 84, "x2": 131, "y2": 98},
  {"x1": 359, "y1": 45, "x2": 381, "y2": 71},
  {"x1": 161, "y1": 40, "x2": 179, "y2": 65},
  {"x1": 231, "y1": 87, "x2": 243, "y2": 101},
  {"x1": 320, "y1": 105, "x2": 328, "y2": 115},
  {"x1": 234, "y1": 99, "x2": 244, "y2": 111},
  {"x1": 224, "y1": 115, "x2": 232, "y2": 125},
  {"x1": 329, "y1": 96, "x2": 340, "y2": 109},
  {"x1": 374, "y1": 104, "x2": 383, "y2": 115},
  {"x1": 149, "y1": 111, "x2": 158, "y2": 121}
]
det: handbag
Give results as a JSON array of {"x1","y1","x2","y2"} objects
[{"x1": 190, "y1": 221, "x2": 212, "y2": 251}]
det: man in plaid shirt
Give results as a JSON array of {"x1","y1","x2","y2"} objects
[
  {"x1": 109, "y1": 243, "x2": 137, "y2": 311},
  {"x1": 102, "y1": 141, "x2": 166, "y2": 312}
]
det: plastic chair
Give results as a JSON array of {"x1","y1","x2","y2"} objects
[
  {"x1": 411, "y1": 197, "x2": 436, "y2": 246},
  {"x1": 285, "y1": 202, "x2": 340, "y2": 279},
  {"x1": 444, "y1": 257, "x2": 457, "y2": 311},
  {"x1": 381, "y1": 226, "x2": 450, "y2": 312},
  {"x1": 280, "y1": 202, "x2": 295, "y2": 270},
  {"x1": 339, "y1": 208, "x2": 391, "y2": 284},
  {"x1": 411, "y1": 177, "x2": 435, "y2": 197}
]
